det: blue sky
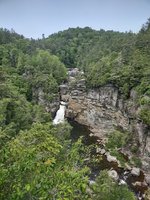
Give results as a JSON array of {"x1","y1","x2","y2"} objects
[{"x1": 0, "y1": 0, "x2": 150, "y2": 38}]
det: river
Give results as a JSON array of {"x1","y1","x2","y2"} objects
[
  {"x1": 53, "y1": 102, "x2": 148, "y2": 200},
  {"x1": 70, "y1": 120, "x2": 147, "y2": 200}
]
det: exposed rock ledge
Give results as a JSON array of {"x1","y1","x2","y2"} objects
[{"x1": 60, "y1": 68, "x2": 150, "y2": 180}]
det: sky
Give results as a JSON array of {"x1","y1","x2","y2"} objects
[{"x1": 0, "y1": 0, "x2": 150, "y2": 39}]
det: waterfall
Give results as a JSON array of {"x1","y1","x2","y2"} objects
[{"x1": 53, "y1": 102, "x2": 66, "y2": 125}]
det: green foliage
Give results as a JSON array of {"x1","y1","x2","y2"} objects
[
  {"x1": 139, "y1": 107, "x2": 150, "y2": 126},
  {"x1": 32, "y1": 104, "x2": 52, "y2": 123},
  {"x1": 0, "y1": 96, "x2": 32, "y2": 132},
  {"x1": 0, "y1": 19, "x2": 149, "y2": 200},
  {"x1": 0, "y1": 123, "x2": 61, "y2": 200},
  {"x1": 131, "y1": 156, "x2": 142, "y2": 167},
  {"x1": 105, "y1": 130, "x2": 129, "y2": 166},
  {"x1": 140, "y1": 96, "x2": 150, "y2": 105},
  {"x1": 92, "y1": 170, "x2": 136, "y2": 200},
  {"x1": 16, "y1": 49, "x2": 66, "y2": 102},
  {"x1": 131, "y1": 145, "x2": 139, "y2": 153},
  {"x1": 38, "y1": 20, "x2": 150, "y2": 99},
  {"x1": 0, "y1": 123, "x2": 90, "y2": 200},
  {"x1": 0, "y1": 31, "x2": 67, "y2": 137},
  {"x1": 106, "y1": 130, "x2": 128, "y2": 150},
  {"x1": 32, "y1": 50, "x2": 67, "y2": 84},
  {"x1": 0, "y1": 28, "x2": 24, "y2": 44},
  {"x1": 1, "y1": 122, "x2": 136, "y2": 200},
  {"x1": 51, "y1": 121, "x2": 72, "y2": 141}
]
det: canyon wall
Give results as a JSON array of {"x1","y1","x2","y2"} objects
[
  {"x1": 60, "y1": 69, "x2": 150, "y2": 180},
  {"x1": 32, "y1": 87, "x2": 60, "y2": 116}
]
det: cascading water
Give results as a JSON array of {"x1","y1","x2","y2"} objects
[{"x1": 53, "y1": 101, "x2": 66, "y2": 125}]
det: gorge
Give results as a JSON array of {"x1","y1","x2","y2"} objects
[
  {"x1": 52, "y1": 68, "x2": 150, "y2": 199},
  {"x1": 0, "y1": 21, "x2": 150, "y2": 200}
]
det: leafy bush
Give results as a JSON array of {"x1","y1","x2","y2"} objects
[
  {"x1": 105, "y1": 130, "x2": 129, "y2": 166},
  {"x1": 131, "y1": 156, "x2": 142, "y2": 167},
  {"x1": 139, "y1": 107, "x2": 150, "y2": 126},
  {"x1": 106, "y1": 130, "x2": 128, "y2": 150},
  {"x1": 92, "y1": 170, "x2": 136, "y2": 200},
  {"x1": 0, "y1": 123, "x2": 90, "y2": 200}
]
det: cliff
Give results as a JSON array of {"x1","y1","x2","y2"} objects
[{"x1": 60, "y1": 68, "x2": 150, "y2": 183}]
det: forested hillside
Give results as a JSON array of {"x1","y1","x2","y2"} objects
[
  {"x1": 38, "y1": 19, "x2": 150, "y2": 125},
  {"x1": 39, "y1": 20, "x2": 150, "y2": 100},
  {"x1": 0, "y1": 19, "x2": 150, "y2": 199}
]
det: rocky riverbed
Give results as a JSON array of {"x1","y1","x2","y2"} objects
[{"x1": 70, "y1": 120, "x2": 148, "y2": 200}]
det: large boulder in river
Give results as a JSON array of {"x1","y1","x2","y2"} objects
[
  {"x1": 108, "y1": 170, "x2": 119, "y2": 181},
  {"x1": 131, "y1": 167, "x2": 141, "y2": 176},
  {"x1": 106, "y1": 152, "x2": 118, "y2": 163}
]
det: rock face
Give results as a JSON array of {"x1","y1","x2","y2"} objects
[
  {"x1": 32, "y1": 87, "x2": 60, "y2": 115},
  {"x1": 60, "y1": 68, "x2": 150, "y2": 176},
  {"x1": 63, "y1": 70, "x2": 130, "y2": 138},
  {"x1": 64, "y1": 82, "x2": 129, "y2": 139}
]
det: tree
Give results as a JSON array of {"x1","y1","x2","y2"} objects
[
  {"x1": 0, "y1": 123, "x2": 90, "y2": 200},
  {"x1": 92, "y1": 170, "x2": 136, "y2": 200}
]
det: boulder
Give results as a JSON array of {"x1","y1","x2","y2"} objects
[
  {"x1": 59, "y1": 84, "x2": 69, "y2": 95},
  {"x1": 61, "y1": 94, "x2": 70, "y2": 102},
  {"x1": 96, "y1": 148, "x2": 106, "y2": 154},
  {"x1": 119, "y1": 179, "x2": 126, "y2": 185},
  {"x1": 106, "y1": 153, "x2": 118, "y2": 163},
  {"x1": 101, "y1": 149, "x2": 106, "y2": 154},
  {"x1": 68, "y1": 68, "x2": 79, "y2": 77},
  {"x1": 96, "y1": 147, "x2": 102, "y2": 153},
  {"x1": 89, "y1": 133, "x2": 94, "y2": 137},
  {"x1": 132, "y1": 181, "x2": 147, "y2": 187},
  {"x1": 108, "y1": 170, "x2": 119, "y2": 181},
  {"x1": 145, "y1": 174, "x2": 150, "y2": 185},
  {"x1": 131, "y1": 167, "x2": 140, "y2": 176}
]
